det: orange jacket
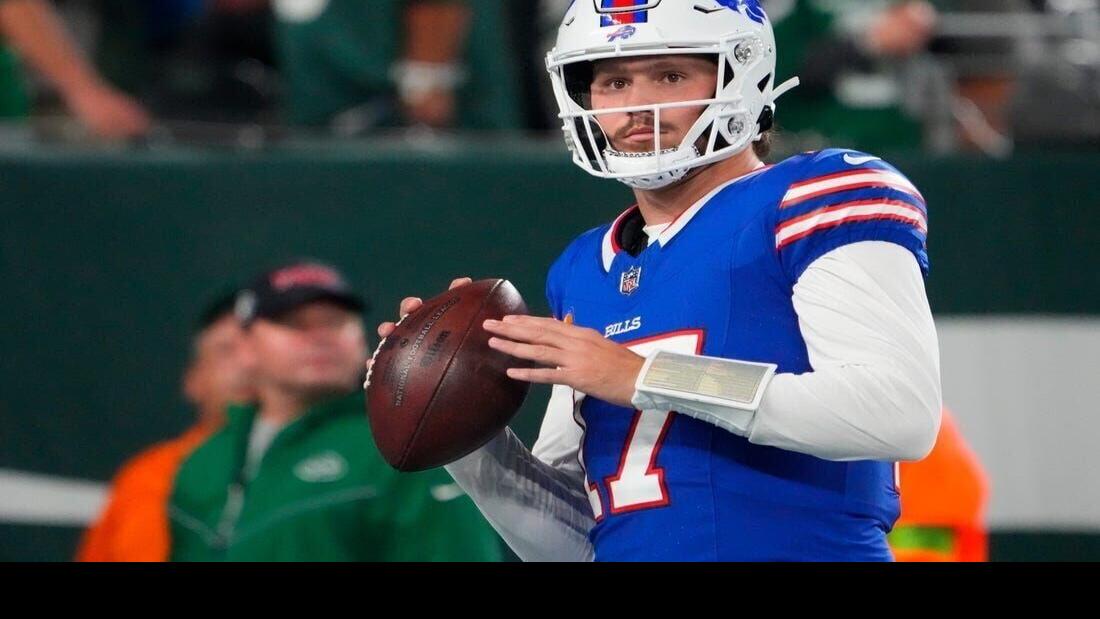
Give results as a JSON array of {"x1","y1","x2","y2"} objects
[
  {"x1": 891, "y1": 408, "x2": 990, "y2": 562},
  {"x1": 76, "y1": 425, "x2": 213, "y2": 562}
]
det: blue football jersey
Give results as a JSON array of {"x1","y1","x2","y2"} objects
[{"x1": 544, "y1": 149, "x2": 929, "y2": 561}]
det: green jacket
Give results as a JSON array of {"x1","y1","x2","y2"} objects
[{"x1": 169, "y1": 391, "x2": 502, "y2": 562}]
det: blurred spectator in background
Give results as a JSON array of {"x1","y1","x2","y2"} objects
[
  {"x1": 168, "y1": 261, "x2": 502, "y2": 561},
  {"x1": 146, "y1": 0, "x2": 279, "y2": 126},
  {"x1": 768, "y1": 0, "x2": 1044, "y2": 155},
  {"x1": 88, "y1": 0, "x2": 524, "y2": 133},
  {"x1": 767, "y1": 0, "x2": 937, "y2": 152},
  {"x1": 926, "y1": 0, "x2": 1034, "y2": 156},
  {"x1": 271, "y1": 0, "x2": 521, "y2": 133},
  {"x1": 889, "y1": 408, "x2": 991, "y2": 562},
  {"x1": 86, "y1": 0, "x2": 279, "y2": 129},
  {"x1": 1005, "y1": 0, "x2": 1100, "y2": 149},
  {"x1": 76, "y1": 292, "x2": 254, "y2": 562},
  {"x1": 0, "y1": 0, "x2": 150, "y2": 138}
]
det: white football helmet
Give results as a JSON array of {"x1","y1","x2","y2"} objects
[{"x1": 545, "y1": 0, "x2": 799, "y2": 190}]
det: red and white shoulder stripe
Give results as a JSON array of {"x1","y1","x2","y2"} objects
[
  {"x1": 775, "y1": 198, "x2": 928, "y2": 250},
  {"x1": 780, "y1": 168, "x2": 925, "y2": 210}
]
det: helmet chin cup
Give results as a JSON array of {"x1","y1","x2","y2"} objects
[{"x1": 605, "y1": 146, "x2": 701, "y2": 190}]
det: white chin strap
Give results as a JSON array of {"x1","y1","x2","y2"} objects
[{"x1": 605, "y1": 145, "x2": 702, "y2": 190}]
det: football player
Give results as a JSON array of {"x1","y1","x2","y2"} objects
[{"x1": 375, "y1": 0, "x2": 941, "y2": 561}]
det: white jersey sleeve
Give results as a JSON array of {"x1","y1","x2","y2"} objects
[
  {"x1": 748, "y1": 241, "x2": 943, "y2": 461},
  {"x1": 631, "y1": 241, "x2": 942, "y2": 462}
]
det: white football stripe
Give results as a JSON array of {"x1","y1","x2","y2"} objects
[
  {"x1": 775, "y1": 202, "x2": 927, "y2": 248},
  {"x1": 783, "y1": 171, "x2": 922, "y2": 206}
]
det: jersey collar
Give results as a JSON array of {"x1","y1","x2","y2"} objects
[{"x1": 600, "y1": 164, "x2": 771, "y2": 272}]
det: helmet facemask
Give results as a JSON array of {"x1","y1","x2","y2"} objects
[{"x1": 547, "y1": 31, "x2": 798, "y2": 190}]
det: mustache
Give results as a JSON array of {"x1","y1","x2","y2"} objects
[{"x1": 611, "y1": 116, "x2": 675, "y2": 141}]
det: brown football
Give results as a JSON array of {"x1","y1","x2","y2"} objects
[{"x1": 366, "y1": 279, "x2": 531, "y2": 472}]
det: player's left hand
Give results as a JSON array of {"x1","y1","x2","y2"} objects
[{"x1": 483, "y1": 315, "x2": 645, "y2": 408}]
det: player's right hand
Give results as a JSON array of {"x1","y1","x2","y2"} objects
[{"x1": 367, "y1": 277, "x2": 472, "y2": 377}]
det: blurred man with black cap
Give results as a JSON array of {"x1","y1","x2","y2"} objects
[{"x1": 168, "y1": 260, "x2": 502, "y2": 562}]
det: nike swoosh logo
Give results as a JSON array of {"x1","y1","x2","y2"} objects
[
  {"x1": 843, "y1": 154, "x2": 881, "y2": 166},
  {"x1": 430, "y1": 483, "x2": 466, "y2": 502}
]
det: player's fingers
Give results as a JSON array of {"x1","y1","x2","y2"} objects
[
  {"x1": 505, "y1": 367, "x2": 564, "y2": 384},
  {"x1": 399, "y1": 297, "x2": 422, "y2": 319},
  {"x1": 500, "y1": 314, "x2": 597, "y2": 343},
  {"x1": 488, "y1": 337, "x2": 566, "y2": 367},
  {"x1": 378, "y1": 322, "x2": 396, "y2": 338},
  {"x1": 502, "y1": 314, "x2": 575, "y2": 333},
  {"x1": 449, "y1": 277, "x2": 473, "y2": 290},
  {"x1": 483, "y1": 318, "x2": 572, "y2": 349}
]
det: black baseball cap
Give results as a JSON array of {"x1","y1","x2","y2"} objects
[{"x1": 235, "y1": 261, "x2": 367, "y2": 326}]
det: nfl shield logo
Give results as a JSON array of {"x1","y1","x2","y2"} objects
[{"x1": 620, "y1": 266, "x2": 642, "y2": 296}]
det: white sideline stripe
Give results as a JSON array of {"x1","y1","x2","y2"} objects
[{"x1": 0, "y1": 469, "x2": 107, "y2": 526}]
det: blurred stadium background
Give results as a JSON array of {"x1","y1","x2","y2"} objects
[{"x1": 0, "y1": 0, "x2": 1098, "y2": 561}]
